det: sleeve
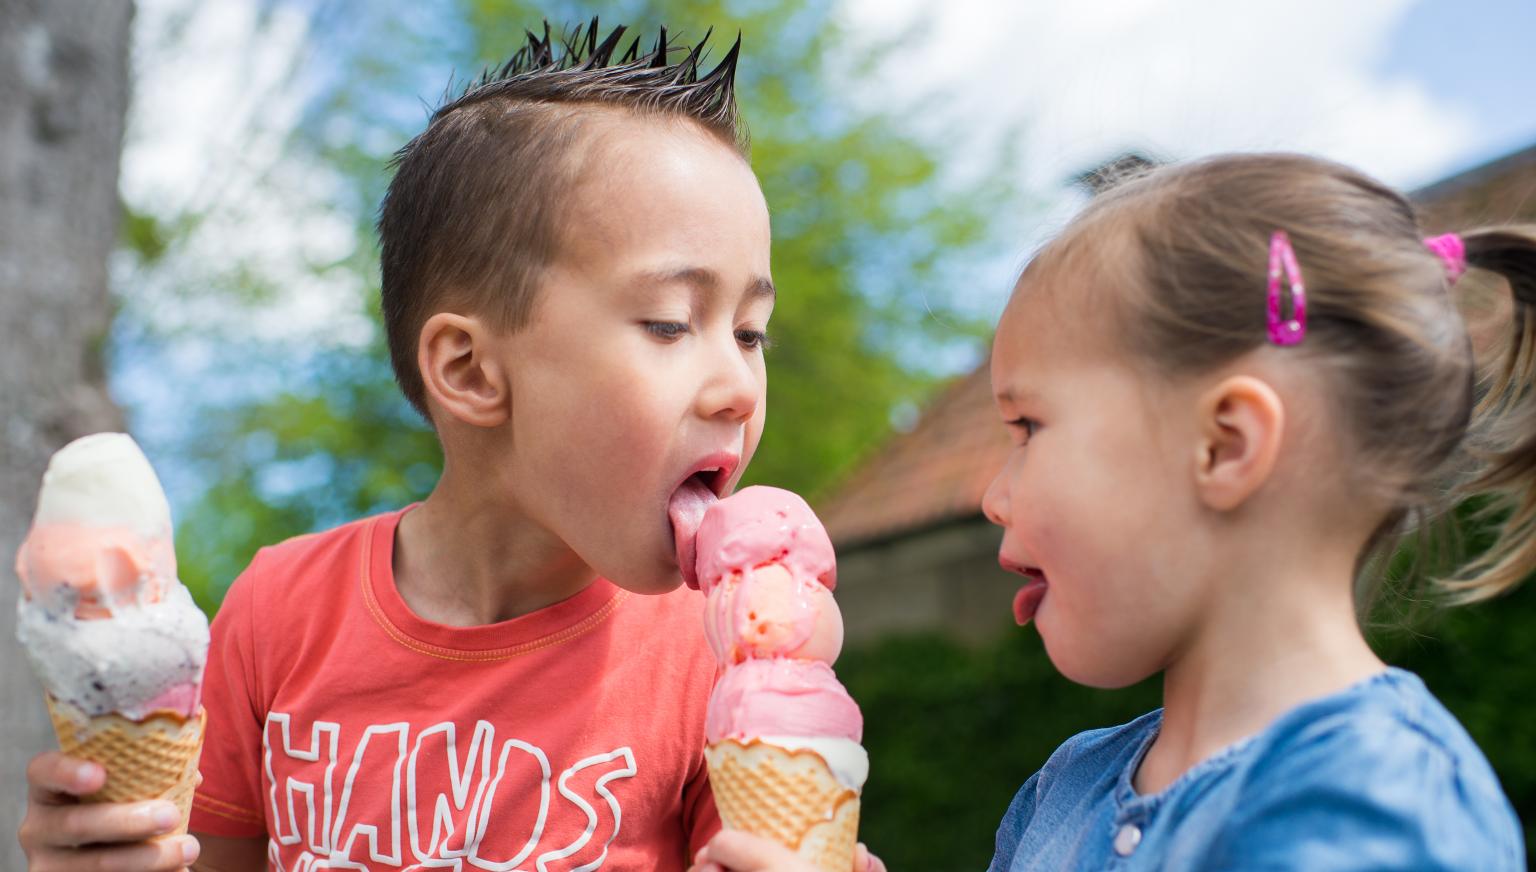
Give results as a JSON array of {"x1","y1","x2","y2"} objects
[
  {"x1": 987, "y1": 772, "x2": 1041, "y2": 872},
  {"x1": 682, "y1": 743, "x2": 722, "y2": 858},
  {"x1": 189, "y1": 555, "x2": 270, "y2": 838},
  {"x1": 1199, "y1": 717, "x2": 1524, "y2": 872}
]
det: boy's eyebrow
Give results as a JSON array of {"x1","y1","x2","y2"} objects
[{"x1": 633, "y1": 266, "x2": 776, "y2": 300}]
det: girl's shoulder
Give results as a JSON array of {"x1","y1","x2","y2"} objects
[
  {"x1": 1210, "y1": 668, "x2": 1524, "y2": 869},
  {"x1": 1244, "y1": 668, "x2": 1498, "y2": 785},
  {"x1": 1020, "y1": 708, "x2": 1163, "y2": 806}
]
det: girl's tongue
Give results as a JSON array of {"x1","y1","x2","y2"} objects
[
  {"x1": 668, "y1": 476, "x2": 717, "y2": 589},
  {"x1": 1013, "y1": 575, "x2": 1047, "y2": 626}
]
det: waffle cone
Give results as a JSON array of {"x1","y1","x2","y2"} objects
[
  {"x1": 45, "y1": 695, "x2": 206, "y2": 835},
  {"x1": 705, "y1": 739, "x2": 861, "y2": 872}
]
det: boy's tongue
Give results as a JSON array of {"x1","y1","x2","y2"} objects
[{"x1": 668, "y1": 476, "x2": 716, "y2": 589}]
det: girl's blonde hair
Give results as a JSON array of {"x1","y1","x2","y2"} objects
[{"x1": 1027, "y1": 153, "x2": 1536, "y2": 605}]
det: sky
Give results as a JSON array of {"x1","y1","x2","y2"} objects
[
  {"x1": 838, "y1": 0, "x2": 1536, "y2": 312},
  {"x1": 120, "y1": 0, "x2": 1536, "y2": 341},
  {"x1": 113, "y1": 0, "x2": 1536, "y2": 501}
]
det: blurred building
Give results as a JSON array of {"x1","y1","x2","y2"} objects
[{"x1": 820, "y1": 142, "x2": 1536, "y2": 646}]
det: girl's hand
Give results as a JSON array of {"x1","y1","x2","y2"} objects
[
  {"x1": 690, "y1": 829, "x2": 887, "y2": 872},
  {"x1": 19, "y1": 750, "x2": 200, "y2": 871}
]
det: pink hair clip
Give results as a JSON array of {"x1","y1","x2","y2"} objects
[
  {"x1": 1267, "y1": 230, "x2": 1306, "y2": 346},
  {"x1": 1423, "y1": 233, "x2": 1467, "y2": 283}
]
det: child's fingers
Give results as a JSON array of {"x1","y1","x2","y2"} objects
[
  {"x1": 39, "y1": 834, "x2": 198, "y2": 872},
  {"x1": 23, "y1": 798, "x2": 183, "y2": 849},
  {"x1": 26, "y1": 751, "x2": 106, "y2": 800},
  {"x1": 855, "y1": 842, "x2": 888, "y2": 872},
  {"x1": 697, "y1": 829, "x2": 817, "y2": 871}
]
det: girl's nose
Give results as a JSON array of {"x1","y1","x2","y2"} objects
[{"x1": 982, "y1": 466, "x2": 1010, "y2": 528}]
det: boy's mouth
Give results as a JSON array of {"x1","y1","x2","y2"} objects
[
  {"x1": 667, "y1": 456, "x2": 738, "y2": 589},
  {"x1": 1000, "y1": 556, "x2": 1047, "y2": 626}
]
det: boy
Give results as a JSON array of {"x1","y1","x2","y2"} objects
[{"x1": 20, "y1": 21, "x2": 774, "y2": 871}]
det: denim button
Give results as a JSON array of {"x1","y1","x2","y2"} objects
[{"x1": 1114, "y1": 823, "x2": 1142, "y2": 856}]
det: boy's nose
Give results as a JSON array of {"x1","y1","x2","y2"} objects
[{"x1": 697, "y1": 341, "x2": 760, "y2": 423}]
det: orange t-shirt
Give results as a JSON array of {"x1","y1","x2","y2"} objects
[{"x1": 191, "y1": 507, "x2": 721, "y2": 871}]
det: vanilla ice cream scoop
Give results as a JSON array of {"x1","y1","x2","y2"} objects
[{"x1": 14, "y1": 433, "x2": 209, "y2": 720}]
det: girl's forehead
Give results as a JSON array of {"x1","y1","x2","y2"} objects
[{"x1": 1000, "y1": 277, "x2": 1109, "y2": 355}]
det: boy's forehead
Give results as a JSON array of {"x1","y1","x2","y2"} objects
[{"x1": 550, "y1": 116, "x2": 770, "y2": 275}]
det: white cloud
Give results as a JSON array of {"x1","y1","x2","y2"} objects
[
  {"x1": 844, "y1": 0, "x2": 1473, "y2": 188},
  {"x1": 839, "y1": 0, "x2": 1479, "y2": 315}
]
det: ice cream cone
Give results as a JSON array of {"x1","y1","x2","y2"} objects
[
  {"x1": 706, "y1": 739, "x2": 861, "y2": 872},
  {"x1": 45, "y1": 695, "x2": 206, "y2": 835}
]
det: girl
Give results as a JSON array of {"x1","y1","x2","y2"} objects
[{"x1": 693, "y1": 153, "x2": 1534, "y2": 871}]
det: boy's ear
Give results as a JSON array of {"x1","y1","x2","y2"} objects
[
  {"x1": 1192, "y1": 375, "x2": 1284, "y2": 512},
  {"x1": 418, "y1": 312, "x2": 510, "y2": 428}
]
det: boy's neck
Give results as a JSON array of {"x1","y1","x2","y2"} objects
[
  {"x1": 1133, "y1": 538, "x2": 1385, "y2": 795},
  {"x1": 392, "y1": 472, "x2": 598, "y2": 627}
]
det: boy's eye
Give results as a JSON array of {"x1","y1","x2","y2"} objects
[
  {"x1": 736, "y1": 329, "x2": 772, "y2": 350},
  {"x1": 644, "y1": 321, "x2": 691, "y2": 341},
  {"x1": 1005, "y1": 417, "x2": 1039, "y2": 443}
]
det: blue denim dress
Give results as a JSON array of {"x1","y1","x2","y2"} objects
[{"x1": 989, "y1": 669, "x2": 1524, "y2": 871}]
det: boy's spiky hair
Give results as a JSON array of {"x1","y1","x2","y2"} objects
[
  {"x1": 378, "y1": 19, "x2": 747, "y2": 421},
  {"x1": 434, "y1": 19, "x2": 744, "y2": 149}
]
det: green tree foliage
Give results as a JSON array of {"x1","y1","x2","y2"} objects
[{"x1": 148, "y1": 0, "x2": 1006, "y2": 609}]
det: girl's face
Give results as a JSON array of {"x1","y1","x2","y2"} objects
[{"x1": 983, "y1": 281, "x2": 1212, "y2": 688}]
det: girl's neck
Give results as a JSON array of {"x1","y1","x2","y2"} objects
[{"x1": 1133, "y1": 544, "x2": 1385, "y2": 795}]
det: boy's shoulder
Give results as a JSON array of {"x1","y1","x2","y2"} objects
[{"x1": 221, "y1": 508, "x2": 399, "y2": 612}]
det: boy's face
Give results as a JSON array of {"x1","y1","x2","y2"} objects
[{"x1": 493, "y1": 118, "x2": 773, "y2": 594}]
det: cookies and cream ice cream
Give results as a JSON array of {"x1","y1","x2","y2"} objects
[{"x1": 15, "y1": 432, "x2": 208, "y2": 720}]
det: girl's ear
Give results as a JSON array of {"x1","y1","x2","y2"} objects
[
  {"x1": 417, "y1": 312, "x2": 510, "y2": 428},
  {"x1": 1192, "y1": 375, "x2": 1285, "y2": 511}
]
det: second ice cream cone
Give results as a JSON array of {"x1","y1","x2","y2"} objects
[
  {"x1": 706, "y1": 739, "x2": 861, "y2": 872},
  {"x1": 45, "y1": 695, "x2": 206, "y2": 835}
]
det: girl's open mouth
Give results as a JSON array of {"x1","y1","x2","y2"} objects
[{"x1": 1011, "y1": 568, "x2": 1047, "y2": 627}]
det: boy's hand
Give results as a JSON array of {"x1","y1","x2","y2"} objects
[
  {"x1": 690, "y1": 829, "x2": 887, "y2": 872},
  {"x1": 19, "y1": 751, "x2": 200, "y2": 871}
]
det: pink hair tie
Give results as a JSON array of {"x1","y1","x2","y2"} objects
[
  {"x1": 1424, "y1": 233, "x2": 1467, "y2": 283},
  {"x1": 1267, "y1": 230, "x2": 1306, "y2": 346}
]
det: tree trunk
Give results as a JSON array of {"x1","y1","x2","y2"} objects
[{"x1": 0, "y1": 0, "x2": 132, "y2": 864}]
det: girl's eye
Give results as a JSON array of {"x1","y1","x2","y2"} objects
[
  {"x1": 644, "y1": 321, "x2": 690, "y2": 341},
  {"x1": 1006, "y1": 417, "x2": 1039, "y2": 443},
  {"x1": 736, "y1": 329, "x2": 772, "y2": 350}
]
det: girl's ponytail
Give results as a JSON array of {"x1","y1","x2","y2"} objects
[{"x1": 1444, "y1": 226, "x2": 1536, "y2": 600}]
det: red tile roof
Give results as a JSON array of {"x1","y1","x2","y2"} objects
[{"x1": 818, "y1": 358, "x2": 1009, "y2": 548}]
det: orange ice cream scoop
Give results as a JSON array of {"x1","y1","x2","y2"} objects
[{"x1": 17, "y1": 523, "x2": 174, "y2": 619}]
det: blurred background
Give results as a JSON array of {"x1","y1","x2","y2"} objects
[{"x1": 3, "y1": 0, "x2": 1535, "y2": 868}]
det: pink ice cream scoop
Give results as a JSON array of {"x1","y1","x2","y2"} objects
[
  {"x1": 694, "y1": 486, "x2": 837, "y2": 594},
  {"x1": 703, "y1": 562, "x2": 844, "y2": 664},
  {"x1": 705, "y1": 657, "x2": 863, "y2": 744},
  {"x1": 693, "y1": 485, "x2": 862, "y2": 739},
  {"x1": 695, "y1": 486, "x2": 843, "y2": 662}
]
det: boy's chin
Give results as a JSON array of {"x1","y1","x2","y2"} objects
[{"x1": 603, "y1": 564, "x2": 688, "y2": 596}]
